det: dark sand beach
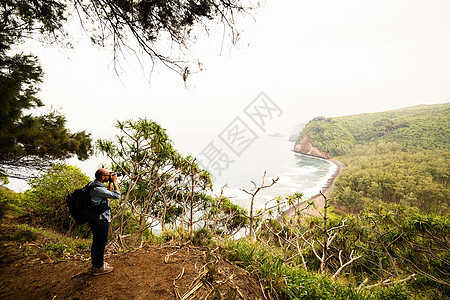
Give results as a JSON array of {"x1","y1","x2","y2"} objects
[{"x1": 277, "y1": 158, "x2": 345, "y2": 221}]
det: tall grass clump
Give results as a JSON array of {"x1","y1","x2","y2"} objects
[{"x1": 225, "y1": 239, "x2": 416, "y2": 300}]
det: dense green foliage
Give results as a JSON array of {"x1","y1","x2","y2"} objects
[
  {"x1": 0, "y1": 187, "x2": 21, "y2": 220},
  {"x1": 301, "y1": 117, "x2": 355, "y2": 156},
  {"x1": 225, "y1": 238, "x2": 421, "y2": 300},
  {"x1": 299, "y1": 103, "x2": 450, "y2": 155},
  {"x1": 0, "y1": 109, "x2": 93, "y2": 179},
  {"x1": 340, "y1": 208, "x2": 449, "y2": 295},
  {"x1": 297, "y1": 104, "x2": 450, "y2": 215},
  {"x1": 334, "y1": 144, "x2": 449, "y2": 214},
  {"x1": 225, "y1": 206, "x2": 449, "y2": 299},
  {"x1": 23, "y1": 164, "x2": 89, "y2": 231},
  {"x1": 338, "y1": 104, "x2": 450, "y2": 150}
]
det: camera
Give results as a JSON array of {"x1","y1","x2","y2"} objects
[{"x1": 110, "y1": 172, "x2": 123, "y2": 177}]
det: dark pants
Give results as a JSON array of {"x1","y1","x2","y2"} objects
[{"x1": 89, "y1": 220, "x2": 109, "y2": 268}]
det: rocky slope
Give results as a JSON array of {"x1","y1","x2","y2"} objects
[{"x1": 293, "y1": 134, "x2": 331, "y2": 158}]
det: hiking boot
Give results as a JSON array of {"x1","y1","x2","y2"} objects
[{"x1": 91, "y1": 262, "x2": 113, "y2": 275}]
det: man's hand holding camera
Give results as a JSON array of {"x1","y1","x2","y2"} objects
[
  {"x1": 95, "y1": 169, "x2": 121, "y2": 191},
  {"x1": 108, "y1": 172, "x2": 119, "y2": 192}
]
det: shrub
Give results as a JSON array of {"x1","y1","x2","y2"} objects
[
  {"x1": 23, "y1": 164, "x2": 89, "y2": 230},
  {"x1": 192, "y1": 228, "x2": 213, "y2": 246},
  {"x1": 0, "y1": 193, "x2": 8, "y2": 220},
  {"x1": 0, "y1": 187, "x2": 23, "y2": 220}
]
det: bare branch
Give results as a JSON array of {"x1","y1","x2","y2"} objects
[
  {"x1": 331, "y1": 250, "x2": 363, "y2": 280},
  {"x1": 364, "y1": 274, "x2": 416, "y2": 290}
]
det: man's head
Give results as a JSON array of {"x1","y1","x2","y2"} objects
[{"x1": 95, "y1": 168, "x2": 110, "y2": 183}]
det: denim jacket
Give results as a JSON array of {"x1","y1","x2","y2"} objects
[{"x1": 87, "y1": 181, "x2": 121, "y2": 222}]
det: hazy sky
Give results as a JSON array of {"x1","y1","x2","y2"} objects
[{"x1": 13, "y1": 0, "x2": 450, "y2": 187}]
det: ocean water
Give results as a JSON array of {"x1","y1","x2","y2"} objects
[{"x1": 191, "y1": 135, "x2": 336, "y2": 212}]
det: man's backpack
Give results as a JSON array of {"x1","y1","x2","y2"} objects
[{"x1": 66, "y1": 183, "x2": 109, "y2": 224}]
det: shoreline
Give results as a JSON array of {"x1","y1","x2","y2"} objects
[{"x1": 277, "y1": 157, "x2": 345, "y2": 221}]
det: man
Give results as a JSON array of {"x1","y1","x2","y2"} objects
[{"x1": 88, "y1": 168, "x2": 121, "y2": 275}]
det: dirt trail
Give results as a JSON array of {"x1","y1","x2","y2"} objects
[
  {"x1": 278, "y1": 158, "x2": 345, "y2": 220},
  {"x1": 0, "y1": 225, "x2": 264, "y2": 300}
]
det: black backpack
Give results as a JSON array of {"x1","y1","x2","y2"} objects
[{"x1": 66, "y1": 183, "x2": 110, "y2": 224}]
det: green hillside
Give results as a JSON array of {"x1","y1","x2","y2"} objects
[
  {"x1": 299, "y1": 103, "x2": 450, "y2": 156},
  {"x1": 297, "y1": 103, "x2": 450, "y2": 215},
  {"x1": 291, "y1": 104, "x2": 450, "y2": 296}
]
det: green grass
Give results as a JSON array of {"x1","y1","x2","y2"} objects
[
  {"x1": 224, "y1": 239, "x2": 418, "y2": 300},
  {"x1": 10, "y1": 223, "x2": 91, "y2": 260}
]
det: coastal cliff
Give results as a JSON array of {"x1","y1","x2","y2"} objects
[{"x1": 293, "y1": 134, "x2": 331, "y2": 159}]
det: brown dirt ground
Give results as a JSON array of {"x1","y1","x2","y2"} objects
[{"x1": 0, "y1": 223, "x2": 265, "y2": 300}]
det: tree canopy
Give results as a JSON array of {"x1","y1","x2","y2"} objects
[
  {"x1": 296, "y1": 103, "x2": 450, "y2": 215},
  {"x1": 2, "y1": 0, "x2": 251, "y2": 75},
  {"x1": 0, "y1": 0, "x2": 251, "y2": 180},
  {"x1": 0, "y1": 24, "x2": 92, "y2": 180},
  {"x1": 298, "y1": 103, "x2": 450, "y2": 157}
]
